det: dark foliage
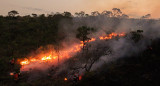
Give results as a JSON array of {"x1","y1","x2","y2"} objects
[
  {"x1": 0, "y1": 10, "x2": 160, "y2": 86},
  {"x1": 77, "y1": 39, "x2": 160, "y2": 86}
]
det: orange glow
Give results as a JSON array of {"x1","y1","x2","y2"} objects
[
  {"x1": 53, "y1": 56, "x2": 57, "y2": 59},
  {"x1": 64, "y1": 78, "x2": 68, "y2": 81},
  {"x1": 19, "y1": 32, "x2": 125, "y2": 66},
  {"x1": 41, "y1": 55, "x2": 52, "y2": 61},
  {"x1": 79, "y1": 75, "x2": 82, "y2": 80},
  {"x1": 20, "y1": 58, "x2": 29, "y2": 65},
  {"x1": 88, "y1": 38, "x2": 96, "y2": 42},
  {"x1": 99, "y1": 32, "x2": 125, "y2": 40},
  {"x1": 80, "y1": 41, "x2": 84, "y2": 47},
  {"x1": 119, "y1": 33, "x2": 126, "y2": 37},
  {"x1": 10, "y1": 72, "x2": 14, "y2": 76},
  {"x1": 30, "y1": 58, "x2": 36, "y2": 62}
]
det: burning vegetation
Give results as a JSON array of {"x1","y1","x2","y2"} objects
[
  {"x1": 1, "y1": 8, "x2": 160, "y2": 86},
  {"x1": 19, "y1": 32, "x2": 126, "y2": 72}
]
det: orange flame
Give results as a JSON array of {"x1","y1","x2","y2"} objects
[
  {"x1": 19, "y1": 32, "x2": 125, "y2": 66},
  {"x1": 99, "y1": 32, "x2": 125, "y2": 40},
  {"x1": 64, "y1": 78, "x2": 68, "y2": 81},
  {"x1": 30, "y1": 58, "x2": 36, "y2": 62},
  {"x1": 10, "y1": 72, "x2": 14, "y2": 76},
  {"x1": 41, "y1": 55, "x2": 52, "y2": 61},
  {"x1": 20, "y1": 58, "x2": 29, "y2": 65}
]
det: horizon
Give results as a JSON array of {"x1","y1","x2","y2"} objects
[{"x1": 1, "y1": 0, "x2": 160, "y2": 18}]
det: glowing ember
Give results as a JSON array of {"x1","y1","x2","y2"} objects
[
  {"x1": 79, "y1": 76, "x2": 82, "y2": 80},
  {"x1": 64, "y1": 77, "x2": 68, "y2": 81},
  {"x1": 10, "y1": 72, "x2": 14, "y2": 76}
]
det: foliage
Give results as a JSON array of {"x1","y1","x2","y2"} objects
[
  {"x1": 77, "y1": 39, "x2": 160, "y2": 86},
  {"x1": 76, "y1": 26, "x2": 94, "y2": 42},
  {"x1": 8, "y1": 10, "x2": 19, "y2": 17},
  {"x1": 0, "y1": 9, "x2": 159, "y2": 86}
]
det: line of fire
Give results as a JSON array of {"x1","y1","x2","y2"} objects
[{"x1": 9, "y1": 32, "x2": 126, "y2": 83}]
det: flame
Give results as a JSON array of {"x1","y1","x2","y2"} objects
[
  {"x1": 19, "y1": 32, "x2": 125, "y2": 67},
  {"x1": 99, "y1": 32, "x2": 125, "y2": 40},
  {"x1": 30, "y1": 58, "x2": 36, "y2": 62},
  {"x1": 10, "y1": 72, "x2": 14, "y2": 76},
  {"x1": 64, "y1": 78, "x2": 68, "y2": 81},
  {"x1": 20, "y1": 58, "x2": 29, "y2": 65},
  {"x1": 41, "y1": 55, "x2": 52, "y2": 61},
  {"x1": 79, "y1": 75, "x2": 82, "y2": 80}
]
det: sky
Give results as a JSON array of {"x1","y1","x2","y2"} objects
[{"x1": 0, "y1": 0, "x2": 160, "y2": 18}]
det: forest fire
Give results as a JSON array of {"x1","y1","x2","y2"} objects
[
  {"x1": 10, "y1": 72, "x2": 14, "y2": 76},
  {"x1": 41, "y1": 55, "x2": 52, "y2": 61},
  {"x1": 20, "y1": 59, "x2": 29, "y2": 65},
  {"x1": 99, "y1": 32, "x2": 125, "y2": 40},
  {"x1": 19, "y1": 32, "x2": 125, "y2": 67},
  {"x1": 64, "y1": 78, "x2": 68, "y2": 81}
]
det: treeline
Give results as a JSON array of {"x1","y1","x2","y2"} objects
[
  {"x1": 0, "y1": 10, "x2": 74, "y2": 79},
  {"x1": 4, "y1": 8, "x2": 130, "y2": 18},
  {"x1": 0, "y1": 8, "x2": 131, "y2": 58},
  {"x1": 0, "y1": 11, "x2": 73, "y2": 58},
  {"x1": 0, "y1": 8, "x2": 157, "y2": 86}
]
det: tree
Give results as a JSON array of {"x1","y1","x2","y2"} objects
[
  {"x1": 76, "y1": 26, "x2": 95, "y2": 53},
  {"x1": 39, "y1": 14, "x2": 45, "y2": 17},
  {"x1": 91, "y1": 11, "x2": 100, "y2": 16},
  {"x1": 112, "y1": 8, "x2": 122, "y2": 17},
  {"x1": 75, "y1": 11, "x2": 85, "y2": 17},
  {"x1": 63, "y1": 11, "x2": 72, "y2": 17},
  {"x1": 130, "y1": 30, "x2": 143, "y2": 43},
  {"x1": 76, "y1": 26, "x2": 94, "y2": 43},
  {"x1": 141, "y1": 14, "x2": 151, "y2": 19},
  {"x1": 69, "y1": 41, "x2": 111, "y2": 72},
  {"x1": 121, "y1": 14, "x2": 129, "y2": 18},
  {"x1": 101, "y1": 11, "x2": 113, "y2": 17},
  {"x1": 8, "y1": 10, "x2": 19, "y2": 17},
  {"x1": 85, "y1": 14, "x2": 89, "y2": 17},
  {"x1": 32, "y1": 13, "x2": 38, "y2": 17}
]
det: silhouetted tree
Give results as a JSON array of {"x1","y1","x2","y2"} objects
[
  {"x1": 76, "y1": 26, "x2": 94, "y2": 51},
  {"x1": 130, "y1": 30, "x2": 143, "y2": 42},
  {"x1": 112, "y1": 8, "x2": 122, "y2": 17},
  {"x1": 101, "y1": 11, "x2": 113, "y2": 17},
  {"x1": 75, "y1": 11, "x2": 85, "y2": 17},
  {"x1": 121, "y1": 14, "x2": 129, "y2": 18},
  {"x1": 91, "y1": 11, "x2": 100, "y2": 16},
  {"x1": 63, "y1": 11, "x2": 72, "y2": 17},
  {"x1": 141, "y1": 14, "x2": 151, "y2": 19},
  {"x1": 8, "y1": 10, "x2": 19, "y2": 17},
  {"x1": 32, "y1": 13, "x2": 38, "y2": 17}
]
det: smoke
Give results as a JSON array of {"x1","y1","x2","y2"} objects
[
  {"x1": 58, "y1": 16, "x2": 160, "y2": 72},
  {"x1": 20, "y1": 15, "x2": 160, "y2": 81}
]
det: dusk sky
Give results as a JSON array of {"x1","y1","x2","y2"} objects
[{"x1": 0, "y1": 0, "x2": 160, "y2": 18}]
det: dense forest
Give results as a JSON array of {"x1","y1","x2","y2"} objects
[{"x1": 0, "y1": 9, "x2": 160, "y2": 86}]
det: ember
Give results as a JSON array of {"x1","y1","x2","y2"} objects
[
  {"x1": 64, "y1": 78, "x2": 68, "y2": 81},
  {"x1": 10, "y1": 72, "x2": 14, "y2": 76},
  {"x1": 79, "y1": 76, "x2": 82, "y2": 80}
]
